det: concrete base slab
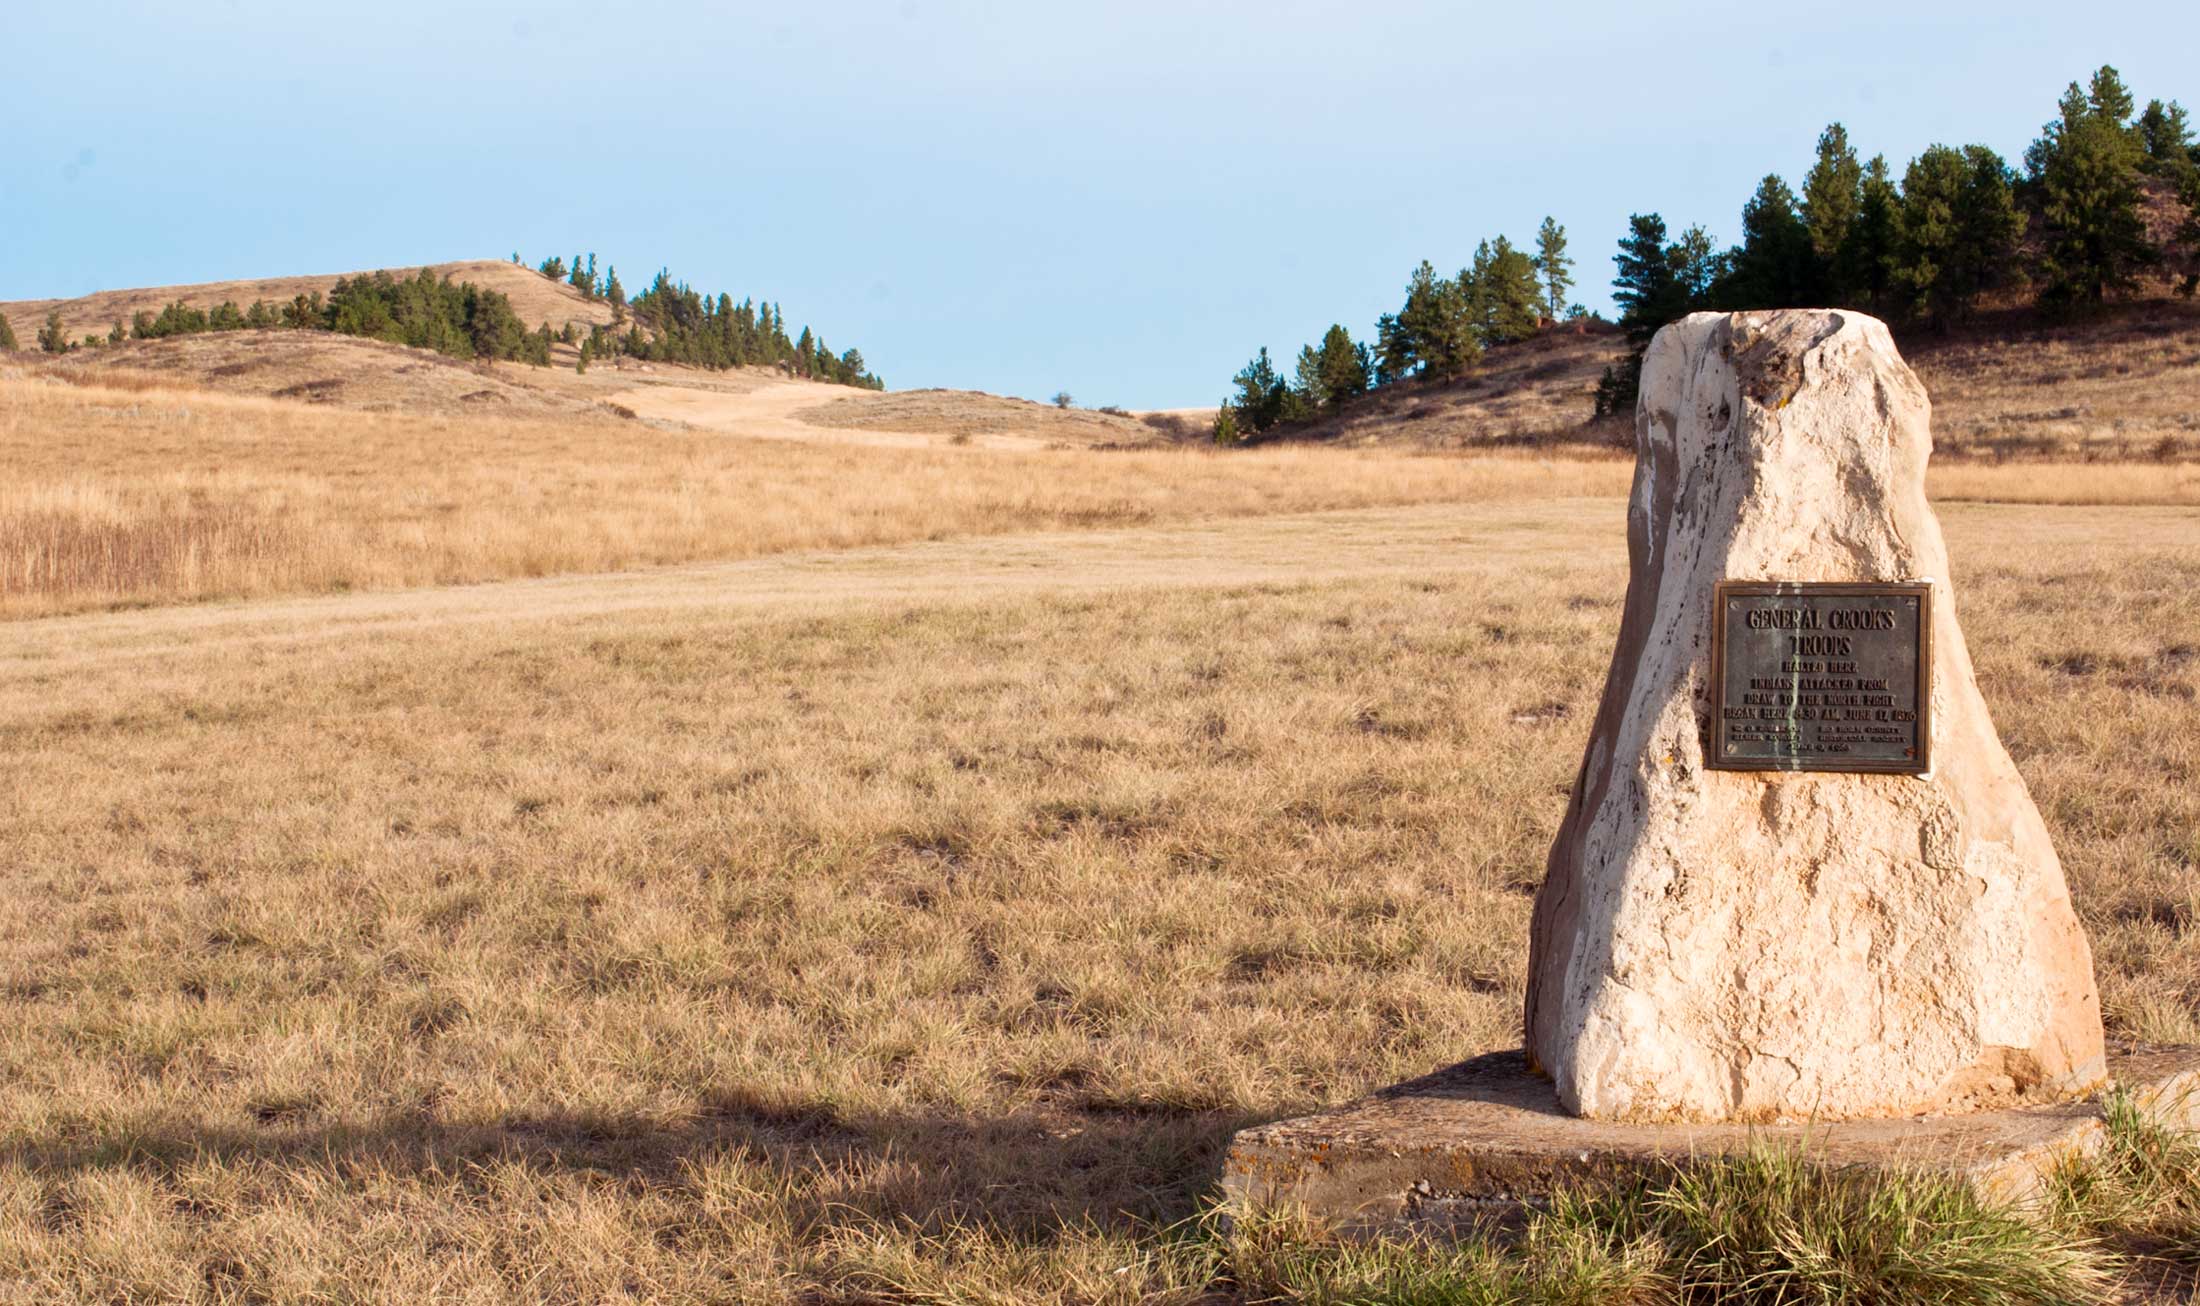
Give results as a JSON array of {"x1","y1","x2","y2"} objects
[{"x1": 1223, "y1": 1044, "x2": 2200, "y2": 1235}]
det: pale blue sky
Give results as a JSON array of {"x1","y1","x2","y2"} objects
[{"x1": 6, "y1": 2, "x2": 2194, "y2": 407}]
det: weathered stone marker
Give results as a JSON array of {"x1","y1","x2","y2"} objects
[
  {"x1": 1525, "y1": 309, "x2": 2105, "y2": 1123},
  {"x1": 1223, "y1": 310, "x2": 2196, "y2": 1231}
]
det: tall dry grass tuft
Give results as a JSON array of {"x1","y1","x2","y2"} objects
[
  {"x1": 1214, "y1": 1147, "x2": 2117, "y2": 1306},
  {"x1": 0, "y1": 488, "x2": 299, "y2": 610},
  {"x1": 2053, "y1": 1087, "x2": 2200, "y2": 1268}
]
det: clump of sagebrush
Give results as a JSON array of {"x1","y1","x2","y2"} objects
[
  {"x1": 1217, "y1": 1147, "x2": 2113, "y2": 1305},
  {"x1": 2052, "y1": 1087, "x2": 2200, "y2": 1265}
]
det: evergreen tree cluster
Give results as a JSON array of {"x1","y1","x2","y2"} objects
[
  {"x1": 528, "y1": 252, "x2": 880, "y2": 387},
  {"x1": 40, "y1": 271, "x2": 556, "y2": 365},
  {"x1": 1215, "y1": 219, "x2": 1573, "y2": 441},
  {"x1": 1596, "y1": 65, "x2": 2199, "y2": 415},
  {"x1": 584, "y1": 268, "x2": 880, "y2": 387},
  {"x1": 323, "y1": 270, "x2": 553, "y2": 364}
]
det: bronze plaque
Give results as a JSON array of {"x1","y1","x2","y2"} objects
[{"x1": 1709, "y1": 581, "x2": 1932, "y2": 774}]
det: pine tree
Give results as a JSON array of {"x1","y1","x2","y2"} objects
[
  {"x1": 1611, "y1": 215, "x2": 1681, "y2": 339},
  {"x1": 1458, "y1": 244, "x2": 1490, "y2": 345},
  {"x1": 2086, "y1": 65, "x2": 2136, "y2": 130},
  {"x1": 1373, "y1": 312, "x2": 1409, "y2": 387},
  {"x1": 2026, "y1": 81, "x2": 2092, "y2": 178},
  {"x1": 2030, "y1": 69, "x2": 2152, "y2": 310},
  {"x1": 1719, "y1": 175, "x2": 1815, "y2": 309},
  {"x1": 1837, "y1": 155, "x2": 1901, "y2": 311},
  {"x1": 1533, "y1": 217, "x2": 1572, "y2": 323},
  {"x1": 108, "y1": 320, "x2": 125, "y2": 345},
  {"x1": 1601, "y1": 214, "x2": 1693, "y2": 416},
  {"x1": 1395, "y1": 261, "x2": 1445, "y2": 376},
  {"x1": 1801, "y1": 123, "x2": 1864, "y2": 277},
  {"x1": 1895, "y1": 143, "x2": 2023, "y2": 327},
  {"x1": 1477, "y1": 236, "x2": 1542, "y2": 344},
  {"x1": 1397, "y1": 259, "x2": 1478, "y2": 376},
  {"x1": 1227, "y1": 347, "x2": 1292, "y2": 432},
  {"x1": 538, "y1": 255, "x2": 567, "y2": 280},
  {"x1": 1211, "y1": 404, "x2": 1242, "y2": 445},
  {"x1": 1292, "y1": 344, "x2": 1326, "y2": 411},
  {"x1": 2138, "y1": 100, "x2": 2197, "y2": 177},
  {"x1": 0, "y1": 313, "x2": 15, "y2": 351},
  {"x1": 1671, "y1": 224, "x2": 1726, "y2": 304},
  {"x1": 38, "y1": 309, "x2": 69, "y2": 354},
  {"x1": 1314, "y1": 324, "x2": 1370, "y2": 407}
]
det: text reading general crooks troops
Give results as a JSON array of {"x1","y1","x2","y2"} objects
[{"x1": 1711, "y1": 583, "x2": 1931, "y2": 775}]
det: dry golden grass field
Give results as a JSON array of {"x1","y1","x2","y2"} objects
[
  {"x1": 2, "y1": 276, "x2": 2200, "y2": 1300},
  {"x1": 2, "y1": 496, "x2": 2196, "y2": 1302},
  {"x1": 4, "y1": 365, "x2": 2196, "y2": 622}
]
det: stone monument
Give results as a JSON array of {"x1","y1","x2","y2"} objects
[
  {"x1": 1524, "y1": 309, "x2": 2104, "y2": 1123},
  {"x1": 1222, "y1": 310, "x2": 2197, "y2": 1230}
]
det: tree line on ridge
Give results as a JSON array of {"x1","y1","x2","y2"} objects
[{"x1": 1213, "y1": 65, "x2": 2200, "y2": 441}]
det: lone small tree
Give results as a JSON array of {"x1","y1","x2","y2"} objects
[
  {"x1": 1227, "y1": 347, "x2": 1293, "y2": 433},
  {"x1": 1052, "y1": 391, "x2": 1073, "y2": 409},
  {"x1": 38, "y1": 309, "x2": 69, "y2": 354},
  {"x1": 1534, "y1": 217, "x2": 1573, "y2": 323},
  {"x1": 0, "y1": 312, "x2": 17, "y2": 351}
]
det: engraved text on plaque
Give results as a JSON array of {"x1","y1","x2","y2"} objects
[{"x1": 1709, "y1": 581, "x2": 1932, "y2": 774}]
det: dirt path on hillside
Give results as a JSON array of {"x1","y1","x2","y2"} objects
[
  {"x1": 5, "y1": 501, "x2": 2194, "y2": 695},
  {"x1": 0, "y1": 503, "x2": 1610, "y2": 685},
  {"x1": 609, "y1": 377, "x2": 1052, "y2": 449}
]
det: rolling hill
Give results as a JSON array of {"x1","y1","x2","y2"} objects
[
  {"x1": 8, "y1": 264, "x2": 2200, "y2": 460},
  {"x1": 2, "y1": 259, "x2": 615, "y2": 346},
  {"x1": 1246, "y1": 299, "x2": 2200, "y2": 462}
]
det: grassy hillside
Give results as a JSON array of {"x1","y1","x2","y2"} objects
[
  {"x1": 20, "y1": 330, "x2": 615, "y2": 420},
  {"x1": 1255, "y1": 319, "x2": 1629, "y2": 450},
  {"x1": 1255, "y1": 298, "x2": 2200, "y2": 461}
]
